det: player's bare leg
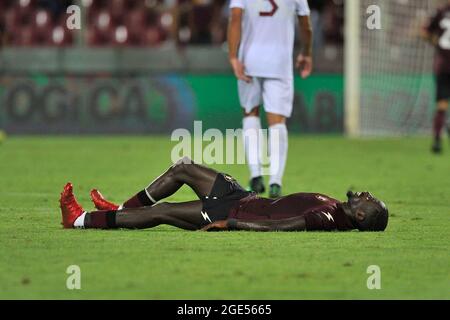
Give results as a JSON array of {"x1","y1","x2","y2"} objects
[
  {"x1": 266, "y1": 112, "x2": 288, "y2": 198},
  {"x1": 112, "y1": 201, "x2": 204, "y2": 230},
  {"x1": 432, "y1": 100, "x2": 448, "y2": 154},
  {"x1": 61, "y1": 183, "x2": 206, "y2": 230},
  {"x1": 91, "y1": 157, "x2": 218, "y2": 210},
  {"x1": 243, "y1": 107, "x2": 265, "y2": 194},
  {"x1": 90, "y1": 202, "x2": 205, "y2": 230}
]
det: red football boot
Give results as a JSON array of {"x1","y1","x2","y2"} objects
[
  {"x1": 60, "y1": 183, "x2": 85, "y2": 228},
  {"x1": 90, "y1": 189, "x2": 119, "y2": 211}
]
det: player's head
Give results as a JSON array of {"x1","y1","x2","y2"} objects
[{"x1": 345, "y1": 191, "x2": 389, "y2": 231}]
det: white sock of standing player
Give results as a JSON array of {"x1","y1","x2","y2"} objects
[
  {"x1": 243, "y1": 116, "x2": 263, "y2": 178},
  {"x1": 268, "y1": 123, "x2": 288, "y2": 186}
]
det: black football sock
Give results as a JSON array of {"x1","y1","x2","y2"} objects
[
  {"x1": 433, "y1": 110, "x2": 446, "y2": 142},
  {"x1": 122, "y1": 190, "x2": 155, "y2": 208},
  {"x1": 84, "y1": 211, "x2": 117, "y2": 229}
]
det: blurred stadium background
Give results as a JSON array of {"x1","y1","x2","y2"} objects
[
  {"x1": 0, "y1": 0, "x2": 345, "y2": 135},
  {"x1": 0, "y1": 0, "x2": 447, "y2": 136},
  {"x1": 1, "y1": 0, "x2": 448, "y2": 137}
]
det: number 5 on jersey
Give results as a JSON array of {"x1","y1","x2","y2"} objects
[
  {"x1": 439, "y1": 18, "x2": 450, "y2": 50},
  {"x1": 260, "y1": 0, "x2": 278, "y2": 17}
]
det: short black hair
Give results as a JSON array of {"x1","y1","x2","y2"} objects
[{"x1": 358, "y1": 200, "x2": 389, "y2": 231}]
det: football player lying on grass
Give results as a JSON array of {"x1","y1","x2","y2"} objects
[{"x1": 59, "y1": 157, "x2": 389, "y2": 232}]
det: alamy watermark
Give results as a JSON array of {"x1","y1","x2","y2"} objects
[
  {"x1": 367, "y1": 5, "x2": 382, "y2": 30},
  {"x1": 66, "y1": 5, "x2": 81, "y2": 30},
  {"x1": 64, "y1": 4, "x2": 383, "y2": 32},
  {"x1": 366, "y1": 265, "x2": 381, "y2": 290},
  {"x1": 66, "y1": 265, "x2": 81, "y2": 290},
  {"x1": 171, "y1": 121, "x2": 279, "y2": 176}
]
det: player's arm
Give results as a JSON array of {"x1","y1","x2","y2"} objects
[
  {"x1": 296, "y1": 15, "x2": 313, "y2": 79},
  {"x1": 201, "y1": 216, "x2": 307, "y2": 232},
  {"x1": 228, "y1": 7, "x2": 251, "y2": 82},
  {"x1": 421, "y1": 22, "x2": 438, "y2": 45},
  {"x1": 421, "y1": 11, "x2": 440, "y2": 46}
]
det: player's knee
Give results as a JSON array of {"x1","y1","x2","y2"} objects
[
  {"x1": 266, "y1": 113, "x2": 286, "y2": 126},
  {"x1": 244, "y1": 107, "x2": 259, "y2": 117},
  {"x1": 175, "y1": 156, "x2": 193, "y2": 167},
  {"x1": 171, "y1": 156, "x2": 192, "y2": 174}
]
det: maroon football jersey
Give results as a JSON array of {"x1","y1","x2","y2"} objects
[
  {"x1": 228, "y1": 193, "x2": 355, "y2": 231},
  {"x1": 426, "y1": 4, "x2": 450, "y2": 74}
]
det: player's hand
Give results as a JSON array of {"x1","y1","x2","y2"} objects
[
  {"x1": 296, "y1": 54, "x2": 313, "y2": 79},
  {"x1": 430, "y1": 34, "x2": 440, "y2": 46},
  {"x1": 201, "y1": 220, "x2": 228, "y2": 232},
  {"x1": 230, "y1": 58, "x2": 252, "y2": 83}
]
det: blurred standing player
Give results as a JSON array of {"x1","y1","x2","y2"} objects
[
  {"x1": 228, "y1": 0, "x2": 313, "y2": 197},
  {"x1": 0, "y1": 17, "x2": 5, "y2": 143},
  {"x1": 423, "y1": 1, "x2": 450, "y2": 154}
]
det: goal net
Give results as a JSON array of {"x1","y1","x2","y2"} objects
[{"x1": 346, "y1": 0, "x2": 443, "y2": 136}]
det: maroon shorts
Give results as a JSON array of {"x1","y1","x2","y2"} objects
[{"x1": 436, "y1": 73, "x2": 450, "y2": 101}]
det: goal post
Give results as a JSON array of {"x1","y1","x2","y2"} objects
[
  {"x1": 344, "y1": 0, "x2": 440, "y2": 137},
  {"x1": 344, "y1": 0, "x2": 361, "y2": 137}
]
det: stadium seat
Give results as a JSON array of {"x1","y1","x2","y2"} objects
[
  {"x1": 125, "y1": 8, "x2": 148, "y2": 46},
  {"x1": 4, "y1": 8, "x2": 20, "y2": 33},
  {"x1": 86, "y1": 2, "x2": 102, "y2": 26},
  {"x1": 113, "y1": 25, "x2": 130, "y2": 46},
  {"x1": 2, "y1": 0, "x2": 79, "y2": 46},
  {"x1": 143, "y1": 26, "x2": 165, "y2": 47},
  {"x1": 13, "y1": 0, "x2": 35, "y2": 24},
  {"x1": 88, "y1": 10, "x2": 113, "y2": 46},
  {"x1": 19, "y1": 0, "x2": 37, "y2": 8},
  {"x1": 32, "y1": 9, "x2": 52, "y2": 29},
  {"x1": 31, "y1": 9, "x2": 53, "y2": 45},
  {"x1": 109, "y1": 0, "x2": 127, "y2": 25},
  {"x1": 1, "y1": 0, "x2": 282, "y2": 47},
  {"x1": 4, "y1": 5, "x2": 32, "y2": 29},
  {"x1": 4, "y1": 6, "x2": 33, "y2": 46},
  {"x1": 159, "y1": 11, "x2": 174, "y2": 35},
  {"x1": 0, "y1": 0, "x2": 15, "y2": 17},
  {"x1": 51, "y1": 24, "x2": 74, "y2": 47},
  {"x1": 19, "y1": 25, "x2": 35, "y2": 46},
  {"x1": 191, "y1": 4, "x2": 213, "y2": 44},
  {"x1": 93, "y1": 10, "x2": 112, "y2": 31}
]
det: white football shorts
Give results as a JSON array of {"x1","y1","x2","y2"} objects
[{"x1": 237, "y1": 77, "x2": 294, "y2": 118}]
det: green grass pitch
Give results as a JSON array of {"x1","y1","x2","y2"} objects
[{"x1": 0, "y1": 136, "x2": 449, "y2": 299}]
